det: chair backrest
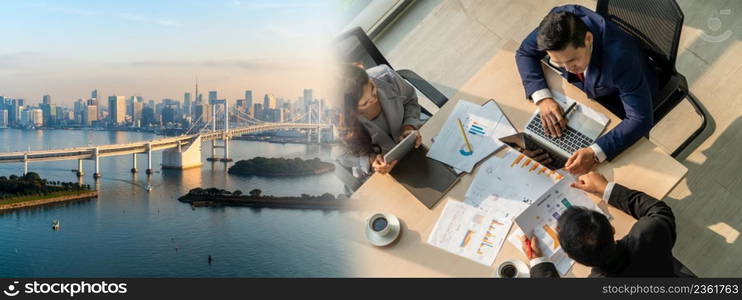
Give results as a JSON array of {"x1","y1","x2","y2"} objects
[
  {"x1": 596, "y1": 0, "x2": 684, "y2": 72},
  {"x1": 335, "y1": 26, "x2": 391, "y2": 69}
]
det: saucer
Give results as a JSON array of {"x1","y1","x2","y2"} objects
[
  {"x1": 365, "y1": 213, "x2": 401, "y2": 247},
  {"x1": 493, "y1": 259, "x2": 531, "y2": 278}
]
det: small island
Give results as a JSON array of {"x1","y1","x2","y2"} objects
[
  {"x1": 178, "y1": 188, "x2": 348, "y2": 210},
  {"x1": 0, "y1": 172, "x2": 97, "y2": 211},
  {"x1": 227, "y1": 157, "x2": 335, "y2": 177}
]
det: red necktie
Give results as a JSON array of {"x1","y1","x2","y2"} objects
[{"x1": 576, "y1": 72, "x2": 585, "y2": 82}]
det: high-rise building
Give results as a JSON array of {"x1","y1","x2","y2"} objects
[
  {"x1": 253, "y1": 103, "x2": 263, "y2": 121},
  {"x1": 84, "y1": 105, "x2": 98, "y2": 126},
  {"x1": 141, "y1": 106, "x2": 156, "y2": 126},
  {"x1": 184, "y1": 92, "x2": 192, "y2": 116},
  {"x1": 74, "y1": 99, "x2": 84, "y2": 123},
  {"x1": 132, "y1": 101, "x2": 143, "y2": 127},
  {"x1": 108, "y1": 95, "x2": 126, "y2": 125},
  {"x1": 30, "y1": 108, "x2": 43, "y2": 127},
  {"x1": 263, "y1": 94, "x2": 276, "y2": 109},
  {"x1": 245, "y1": 90, "x2": 253, "y2": 112},
  {"x1": 192, "y1": 103, "x2": 210, "y2": 124},
  {"x1": 161, "y1": 105, "x2": 177, "y2": 125},
  {"x1": 91, "y1": 89, "x2": 98, "y2": 99},
  {"x1": 0, "y1": 109, "x2": 7, "y2": 128},
  {"x1": 127, "y1": 96, "x2": 136, "y2": 117},
  {"x1": 55, "y1": 106, "x2": 65, "y2": 123},
  {"x1": 42, "y1": 94, "x2": 51, "y2": 105},
  {"x1": 18, "y1": 107, "x2": 30, "y2": 126},
  {"x1": 40, "y1": 103, "x2": 56, "y2": 126},
  {"x1": 208, "y1": 91, "x2": 218, "y2": 103},
  {"x1": 303, "y1": 89, "x2": 313, "y2": 111}
]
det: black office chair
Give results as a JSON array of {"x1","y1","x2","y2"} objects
[
  {"x1": 335, "y1": 26, "x2": 449, "y2": 117},
  {"x1": 596, "y1": 0, "x2": 709, "y2": 158}
]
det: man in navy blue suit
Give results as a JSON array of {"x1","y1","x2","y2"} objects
[{"x1": 515, "y1": 5, "x2": 657, "y2": 175}]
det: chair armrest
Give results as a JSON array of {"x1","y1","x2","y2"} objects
[{"x1": 396, "y1": 69, "x2": 449, "y2": 108}]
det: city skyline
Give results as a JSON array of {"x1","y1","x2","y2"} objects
[{"x1": 0, "y1": 0, "x2": 342, "y2": 106}]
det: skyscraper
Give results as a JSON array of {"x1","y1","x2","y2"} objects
[
  {"x1": 40, "y1": 103, "x2": 56, "y2": 126},
  {"x1": 0, "y1": 109, "x2": 8, "y2": 128},
  {"x1": 30, "y1": 108, "x2": 43, "y2": 127},
  {"x1": 108, "y1": 95, "x2": 126, "y2": 126},
  {"x1": 132, "y1": 101, "x2": 143, "y2": 127},
  {"x1": 42, "y1": 94, "x2": 51, "y2": 105},
  {"x1": 208, "y1": 91, "x2": 218, "y2": 103},
  {"x1": 303, "y1": 89, "x2": 313, "y2": 111},
  {"x1": 263, "y1": 93, "x2": 276, "y2": 109},
  {"x1": 245, "y1": 90, "x2": 253, "y2": 112},
  {"x1": 91, "y1": 89, "x2": 98, "y2": 100},
  {"x1": 184, "y1": 92, "x2": 192, "y2": 116}
]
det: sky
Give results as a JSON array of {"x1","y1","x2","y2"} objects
[{"x1": 0, "y1": 0, "x2": 346, "y2": 106}]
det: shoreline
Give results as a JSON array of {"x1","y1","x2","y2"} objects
[
  {"x1": 227, "y1": 166, "x2": 336, "y2": 177},
  {"x1": 0, "y1": 191, "x2": 98, "y2": 211},
  {"x1": 179, "y1": 194, "x2": 350, "y2": 210}
]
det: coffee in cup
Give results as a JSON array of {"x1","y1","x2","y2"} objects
[
  {"x1": 497, "y1": 260, "x2": 522, "y2": 278},
  {"x1": 368, "y1": 213, "x2": 391, "y2": 236}
]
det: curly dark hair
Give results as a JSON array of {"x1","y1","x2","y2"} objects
[{"x1": 340, "y1": 64, "x2": 376, "y2": 156}]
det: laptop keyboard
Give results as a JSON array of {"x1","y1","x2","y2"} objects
[{"x1": 526, "y1": 114, "x2": 594, "y2": 155}]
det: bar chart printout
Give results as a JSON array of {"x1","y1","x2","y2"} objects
[
  {"x1": 465, "y1": 148, "x2": 565, "y2": 218},
  {"x1": 512, "y1": 178, "x2": 606, "y2": 275},
  {"x1": 428, "y1": 200, "x2": 513, "y2": 266}
]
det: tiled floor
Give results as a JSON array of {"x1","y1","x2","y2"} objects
[{"x1": 372, "y1": 0, "x2": 742, "y2": 276}]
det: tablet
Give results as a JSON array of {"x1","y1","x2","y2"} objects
[{"x1": 383, "y1": 131, "x2": 417, "y2": 163}]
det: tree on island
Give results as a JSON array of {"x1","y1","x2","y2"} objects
[
  {"x1": 249, "y1": 189, "x2": 262, "y2": 197},
  {"x1": 0, "y1": 172, "x2": 90, "y2": 200},
  {"x1": 227, "y1": 157, "x2": 334, "y2": 177},
  {"x1": 232, "y1": 190, "x2": 242, "y2": 196}
]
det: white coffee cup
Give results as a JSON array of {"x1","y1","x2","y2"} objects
[
  {"x1": 368, "y1": 213, "x2": 391, "y2": 236},
  {"x1": 496, "y1": 260, "x2": 522, "y2": 278}
]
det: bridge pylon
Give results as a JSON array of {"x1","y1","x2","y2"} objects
[{"x1": 206, "y1": 98, "x2": 232, "y2": 162}]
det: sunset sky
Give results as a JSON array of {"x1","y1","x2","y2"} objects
[{"x1": 0, "y1": 0, "x2": 344, "y2": 106}]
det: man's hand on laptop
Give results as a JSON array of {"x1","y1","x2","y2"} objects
[
  {"x1": 564, "y1": 147, "x2": 596, "y2": 175},
  {"x1": 401, "y1": 124, "x2": 422, "y2": 149},
  {"x1": 537, "y1": 98, "x2": 567, "y2": 137},
  {"x1": 372, "y1": 154, "x2": 397, "y2": 174}
]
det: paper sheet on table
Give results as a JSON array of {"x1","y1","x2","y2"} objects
[
  {"x1": 427, "y1": 100, "x2": 517, "y2": 173},
  {"x1": 551, "y1": 91, "x2": 610, "y2": 139},
  {"x1": 507, "y1": 226, "x2": 574, "y2": 275},
  {"x1": 464, "y1": 148, "x2": 565, "y2": 219},
  {"x1": 427, "y1": 200, "x2": 513, "y2": 266},
  {"x1": 511, "y1": 177, "x2": 607, "y2": 275}
]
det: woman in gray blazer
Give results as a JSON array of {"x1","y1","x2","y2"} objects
[{"x1": 339, "y1": 63, "x2": 423, "y2": 176}]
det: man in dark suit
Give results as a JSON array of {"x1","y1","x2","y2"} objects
[
  {"x1": 521, "y1": 171, "x2": 677, "y2": 277},
  {"x1": 515, "y1": 5, "x2": 657, "y2": 175}
]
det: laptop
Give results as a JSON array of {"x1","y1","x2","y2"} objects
[{"x1": 500, "y1": 106, "x2": 607, "y2": 170}]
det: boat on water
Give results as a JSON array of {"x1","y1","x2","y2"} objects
[
  {"x1": 145, "y1": 185, "x2": 153, "y2": 192},
  {"x1": 52, "y1": 220, "x2": 60, "y2": 230}
]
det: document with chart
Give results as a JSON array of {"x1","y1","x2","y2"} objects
[
  {"x1": 427, "y1": 200, "x2": 513, "y2": 266},
  {"x1": 512, "y1": 177, "x2": 606, "y2": 275},
  {"x1": 427, "y1": 99, "x2": 517, "y2": 173},
  {"x1": 464, "y1": 148, "x2": 565, "y2": 219}
]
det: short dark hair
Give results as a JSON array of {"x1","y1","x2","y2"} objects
[
  {"x1": 557, "y1": 206, "x2": 615, "y2": 267},
  {"x1": 537, "y1": 11, "x2": 589, "y2": 51}
]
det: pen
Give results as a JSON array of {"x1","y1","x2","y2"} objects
[
  {"x1": 525, "y1": 236, "x2": 533, "y2": 259},
  {"x1": 563, "y1": 102, "x2": 577, "y2": 119},
  {"x1": 457, "y1": 118, "x2": 473, "y2": 153}
]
